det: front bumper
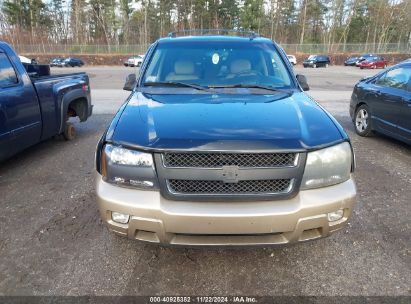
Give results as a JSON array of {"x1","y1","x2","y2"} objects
[{"x1": 96, "y1": 174, "x2": 356, "y2": 246}]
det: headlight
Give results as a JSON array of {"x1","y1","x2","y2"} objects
[
  {"x1": 301, "y1": 142, "x2": 353, "y2": 190},
  {"x1": 106, "y1": 144, "x2": 153, "y2": 166},
  {"x1": 101, "y1": 144, "x2": 158, "y2": 190}
]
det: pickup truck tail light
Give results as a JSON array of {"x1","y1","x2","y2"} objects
[{"x1": 82, "y1": 84, "x2": 89, "y2": 92}]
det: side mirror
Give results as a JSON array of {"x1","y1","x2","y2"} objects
[
  {"x1": 296, "y1": 74, "x2": 309, "y2": 91},
  {"x1": 123, "y1": 73, "x2": 137, "y2": 91}
]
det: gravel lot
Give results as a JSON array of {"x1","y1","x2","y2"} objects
[{"x1": 0, "y1": 65, "x2": 410, "y2": 296}]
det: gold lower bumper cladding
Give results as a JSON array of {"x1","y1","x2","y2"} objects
[{"x1": 96, "y1": 174, "x2": 356, "y2": 246}]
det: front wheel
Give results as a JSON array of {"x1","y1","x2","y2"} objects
[
  {"x1": 63, "y1": 123, "x2": 76, "y2": 141},
  {"x1": 355, "y1": 105, "x2": 373, "y2": 137},
  {"x1": 313, "y1": 63, "x2": 317, "y2": 68}
]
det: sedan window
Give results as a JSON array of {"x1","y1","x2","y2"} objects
[{"x1": 376, "y1": 67, "x2": 411, "y2": 91}]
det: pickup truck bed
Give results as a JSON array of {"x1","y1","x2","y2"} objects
[
  {"x1": 0, "y1": 41, "x2": 92, "y2": 161},
  {"x1": 31, "y1": 72, "x2": 92, "y2": 139}
]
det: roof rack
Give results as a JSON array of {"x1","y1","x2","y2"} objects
[{"x1": 167, "y1": 29, "x2": 259, "y2": 39}]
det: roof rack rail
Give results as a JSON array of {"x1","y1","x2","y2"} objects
[{"x1": 167, "y1": 29, "x2": 259, "y2": 39}]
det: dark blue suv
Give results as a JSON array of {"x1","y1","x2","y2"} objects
[{"x1": 95, "y1": 31, "x2": 356, "y2": 246}]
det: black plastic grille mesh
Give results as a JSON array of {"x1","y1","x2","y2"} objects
[
  {"x1": 168, "y1": 179, "x2": 291, "y2": 195},
  {"x1": 163, "y1": 152, "x2": 297, "y2": 168}
]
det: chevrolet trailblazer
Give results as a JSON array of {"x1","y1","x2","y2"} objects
[{"x1": 95, "y1": 30, "x2": 356, "y2": 246}]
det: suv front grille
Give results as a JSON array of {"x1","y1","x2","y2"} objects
[
  {"x1": 167, "y1": 179, "x2": 292, "y2": 195},
  {"x1": 163, "y1": 152, "x2": 297, "y2": 168}
]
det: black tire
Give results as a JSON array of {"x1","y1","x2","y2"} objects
[
  {"x1": 354, "y1": 104, "x2": 373, "y2": 137},
  {"x1": 63, "y1": 123, "x2": 76, "y2": 141}
]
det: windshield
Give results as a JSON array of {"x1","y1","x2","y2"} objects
[
  {"x1": 142, "y1": 41, "x2": 293, "y2": 90},
  {"x1": 307, "y1": 55, "x2": 316, "y2": 60}
]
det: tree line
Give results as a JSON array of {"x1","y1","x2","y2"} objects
[{"x1": 1, "y1": 0, "x2": 410, "y2": 49}]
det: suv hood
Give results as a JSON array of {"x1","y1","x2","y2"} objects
[{"x1": 109, "y1": 91, "x2": 345, "y2": 151}]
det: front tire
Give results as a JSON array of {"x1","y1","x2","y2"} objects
[
  {"x1": 355, "y1": 105, "x2": 373, "y2": 137},
  {"x1": 313, "y1": 63, "x2": 317, "y2": 68}
]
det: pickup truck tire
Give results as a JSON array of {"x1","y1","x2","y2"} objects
[
  {"x1": 354, "y1": 104, "x2": 373, "y2": 137},
  {"x1": 63, "y1": 123, "x2": 76, "y2": 141}
]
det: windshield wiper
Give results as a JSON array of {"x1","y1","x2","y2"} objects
[
  {"x1": 208, "y1": 84, "x2": 292, "y2": 95},
  {"x1": 143, "y1": 81, "x2": 209, "y2": 91}
]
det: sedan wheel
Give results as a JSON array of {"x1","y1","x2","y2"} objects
[{"x1": 355, "y1": 105, "x2": 373, "y2": 137}]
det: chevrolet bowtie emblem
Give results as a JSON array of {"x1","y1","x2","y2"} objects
[{"x1": 222, "y1": 166, "x2": 239, "y2": 183}]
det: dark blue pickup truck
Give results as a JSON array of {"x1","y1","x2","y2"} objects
[
  {"x1": 95, "y1": 31, "x2": 356, "y2": 246},
  {"x1": 0, "y1": 41, "x2": 92, "y2": 162}
]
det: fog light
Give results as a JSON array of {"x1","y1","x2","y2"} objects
[
  {"x1": 112, "y1": 212, "x2": 130, "y2": 224},
  {"x1": 327, "y1": 209, "x2": 344, "y2": 222}
]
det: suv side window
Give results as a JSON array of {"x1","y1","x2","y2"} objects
[
  {"x1": 0, "y1": 53, "x2": 18, "y2": 88},
  {"x1": 376, "y1": 67, "x2": 411, "y2": 91}
]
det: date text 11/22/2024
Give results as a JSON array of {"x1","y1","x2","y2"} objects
[{"x1": 149, "y1": 296, "x2": 257, "y2": 303}]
